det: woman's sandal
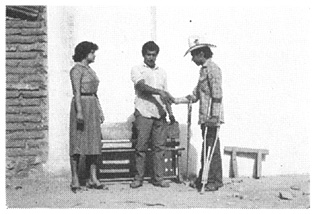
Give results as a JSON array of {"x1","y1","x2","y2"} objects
[
  {"x1": 93, "y1": 184, "x2": 108, "y2": 190},
  {"x1": 86, "y1": 182, "x2": 108, "y2": 190},
  {"x1": 86, "y1": 182, "x2": 94, "y2": 189}
]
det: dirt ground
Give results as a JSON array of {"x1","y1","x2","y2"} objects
[{"x1": 5, "y1": 173, "x2": 310, "y2": 209}]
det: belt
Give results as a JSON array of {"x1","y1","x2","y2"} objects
[
  {"x1": 151, "y1": 112, "x2": 167, "y2": 120},
  {"x1": 81, "y1": 93, "x2": 97, "y2": 96}
]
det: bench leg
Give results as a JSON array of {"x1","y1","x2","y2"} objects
[
  {"x1": 255, "y1": 151, "x2": 263, "y2": 179},
  {"x1": 231, "y1": 150, "x2": 238, "y2": 178}
]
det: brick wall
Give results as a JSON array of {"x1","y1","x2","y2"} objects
[{"x1": 6, "y1": 6, "x2": 48, "y2": 178}]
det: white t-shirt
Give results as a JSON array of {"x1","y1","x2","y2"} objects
[{"x1": 131, "y1": 63, "x2": 168, "y2": 118}]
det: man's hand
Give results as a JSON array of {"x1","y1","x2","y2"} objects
[
  {"x1": 185, "y1": 95, "x2": 194, "y2": 101},
  {"x1": 205, "y1": 116, "x2": 220, "y2": 127},
  {"x1": 167, "y1": 92, "x2": 176, "y2": 104},
  {"x1": 169, "y1": 115, "x2": 176, "y2": 124},
  {"x1": 174, "y1": 95, "x2": 194, "y2": 104},
  {"x1": 173, "y1": 98, "x2": 180, "y2": 105},
  {"x1": 159, "y1": 90, "x2": 175, "y2": 105}
]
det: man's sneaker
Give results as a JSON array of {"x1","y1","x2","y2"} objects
[
  {"x1": 130, "y1": 180, "x2": 143, "y2": 188},
  {"x1": 152, "y1": 180, "x2": 170, "y2": 188}
]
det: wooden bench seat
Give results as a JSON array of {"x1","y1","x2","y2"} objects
[{"x1": 224, "y1": 146, "x2": 269, "y2": 179}]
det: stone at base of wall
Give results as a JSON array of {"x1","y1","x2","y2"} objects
[{"x1": 6, "y1": 156, "x2": 45, "y2": 179}]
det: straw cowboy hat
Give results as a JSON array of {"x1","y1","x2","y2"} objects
[{"x1": 184, "y1": 35, "x2": 216, "y2": 56}]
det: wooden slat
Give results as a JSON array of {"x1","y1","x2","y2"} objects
[
  {"x1": 102, "y1": 142, "x2": 132, "y2": 149},
  {"x1": 102, "y1": 160, "x2": 130, "y2": 165},
  {"x1": 102, "y1": 147, "x2": 184, "y2": 152},
  {"x1": 99, "y1": 169, "x2": 130, "y2": 173},
  {"x1": 224, "y1": 146, "x2": 269, "y2": 154},
  {"x1": 99, "y1": 175, "x2": 178, "y2": 182},
  {"x1": 101, "y1": 138, "x2": 180, "y2": 143},
  {"x1": 102, "y1": 139, "x2": 131, "y2": 143},
  {"x1": 102, "y1": 148, "x2": 135, "y2": 153}
]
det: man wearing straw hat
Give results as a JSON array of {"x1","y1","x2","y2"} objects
[{"x1": 174, "y1": 36, "x2": 224, "y2": 192}]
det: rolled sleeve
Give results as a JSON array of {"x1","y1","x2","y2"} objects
[
  {"x1": 131, "y1": 66, "x2": 144, "y2": 84},
  {"x1": 191, "y1": 85, "x2": 200, "y2": 103}
]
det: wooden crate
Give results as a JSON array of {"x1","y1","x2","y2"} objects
[{"x1": 97, "y1": 139, "x2": 184, "y2": 182}]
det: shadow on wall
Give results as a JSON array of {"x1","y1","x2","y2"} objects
[{"x1": 99, "y1": 114, "x2": 199, "y2": 180}]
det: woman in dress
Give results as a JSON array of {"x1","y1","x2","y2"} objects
[{"x1": 69, "y1": 41, "x2": 106, "y2": 193}]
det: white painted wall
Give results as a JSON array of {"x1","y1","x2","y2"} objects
[
  {"x1": 156, "y1": 6, "x2": 312, "y2": 176},
  {"x1": 47, "y1": 5, "x2": 311, "y2": 177},
  {"x1": 46, "y1": 6, "x2": 76, "y2": 173}
]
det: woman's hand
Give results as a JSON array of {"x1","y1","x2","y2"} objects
[
  {"x1": 100, "y1": 114, "x2": 105, "y2": 124},
  {"x1": 76, "y1": 112, "x2": 84, "y2": 131}
]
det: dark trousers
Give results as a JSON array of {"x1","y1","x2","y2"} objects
[
  {"x1": 133, "y1": 110, "x2": 167, "y2": 182},
  {"x1": 197, "y1": 125, "x2": 223, "y2": 187}
]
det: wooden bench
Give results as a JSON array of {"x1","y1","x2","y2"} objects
[{"x1": 224, "y1": 146, "x2": 269, "y2": 179}]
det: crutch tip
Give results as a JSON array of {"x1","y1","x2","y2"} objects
[{"x1": 199, "y1": 187, "x2": 206, "y2": 194}]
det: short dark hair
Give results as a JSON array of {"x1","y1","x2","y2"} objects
[
  {"x1": 191, "y1": 46, "x2": 213, "y2": 59},
  {"x1": 142, "y1": 41, "x2": 159, "y2": 56},
  {"x1": 72, "y1": 41, "x2": 98, "y2": 62}
]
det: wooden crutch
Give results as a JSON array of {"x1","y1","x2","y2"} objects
[
  {"x1": 200, "y1": 98, "x2": 221, "y2": 194},
  {"x1": 200, "y1": 103, "x2": 221, "y2": 194},
  {"x1": 200, "y1": 126, "x2": 220, "y2": 194},
  {"x1": 200, "y1": 97, "x2": 212, "y2": 191}
]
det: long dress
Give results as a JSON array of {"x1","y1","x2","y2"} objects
[{"x1": 69, "y1": 63, "x2": 103, "y2": 156}]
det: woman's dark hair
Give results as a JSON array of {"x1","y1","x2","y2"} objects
[
  {"x1": 191, "y1": 46, "x2": 213, "y2": 59},
  {"x1": 72, "y1": 41, "x2": 98, "y2": 62},
  {"x1": 142, "y1": 41, "x2": 160, "y2": 56}
]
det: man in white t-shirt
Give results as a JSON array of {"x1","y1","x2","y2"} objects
[{"x1": 130, "y1": 41, "x2": 175, "y2": 188}]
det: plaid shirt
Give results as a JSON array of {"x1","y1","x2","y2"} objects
[{"x1": 190, "y1": 58, "x2": 224, "y2": 125}]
